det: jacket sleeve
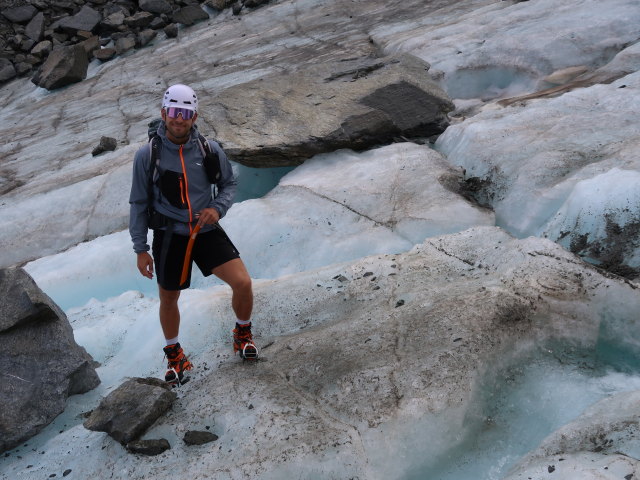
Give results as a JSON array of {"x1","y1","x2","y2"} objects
[
  {"x1": 208, "y1": 141, "x2": 237, "y2": 218},
  {"x1": 129, "y1": 145, "x2": 151, "y2": 254}
]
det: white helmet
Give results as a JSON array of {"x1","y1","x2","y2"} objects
[{"x1": 162, "y1": 84, "x2": 198, "y2": 112}]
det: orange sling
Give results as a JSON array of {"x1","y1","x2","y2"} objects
[{"x1": 180, "y1": 223, "x2": 201, "y2": 287}]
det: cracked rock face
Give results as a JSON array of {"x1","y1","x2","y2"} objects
[
  {"x1": 0, "y1": 267, "x2": 100, "y2": 454},
  {"x1": 208, "y1": 54, "x2": 454, "y2": 167}
]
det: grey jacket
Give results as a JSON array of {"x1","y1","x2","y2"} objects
[{"x1": 129, "y1": 122, "x2": 237, "y2": 254}]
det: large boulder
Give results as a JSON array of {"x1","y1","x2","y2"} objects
[
  {"x1": 206, "y1": 53, "x2": 454, "y2": 167},
  {"x1": 31, "y1": 44, "x2": 89, "y2": 90},
  {"x1": 0, "y1": 267, "x2": 100, "y2": 454}
]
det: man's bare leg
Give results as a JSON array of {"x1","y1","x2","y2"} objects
[
  {"x1": 159, "y1": 286, "x2": 181, "y2": 340},
  {"x1": 212, "y1": 258, "x2": 253, "y2": 321},
  {"x1": 213, "y1": 258, "x2": 256, "y2": 358}
]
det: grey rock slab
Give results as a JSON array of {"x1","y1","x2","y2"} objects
[
  {"x1": 0, "y1": 267, "x2": 100, "y2": 454},
  {"x1": 54, "y1": 5, "x2": 102, "y2": 35},
  {"x1": 24, "y1": 11, "x2": 45, "y2": 42},
  {"x1": 31, "y1": 43, "x2": 88, "y2": 90},
  {"x1": 208, "y1": 54, "x2": 454, "y2": 167},
  {"x1": 84, "y1": 377, "x2": 177, "y2": 444},
  {"x1": 1, "y1": 5, "x2": 37, "y2": 23}
]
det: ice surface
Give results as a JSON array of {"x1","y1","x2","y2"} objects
[
  {"x1": 4, "y1": 0, "x2": 640, "y2": 477},
  {"x1": 26, "y1": 143, "x2": 492, "y2": 309},
  {"x1": 377, "y1": 0, "x2": 640, "y2": 100}
]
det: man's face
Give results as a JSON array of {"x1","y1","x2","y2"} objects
[{"x1": 162, "y1": 108, "x2": 197, "y2": 144}]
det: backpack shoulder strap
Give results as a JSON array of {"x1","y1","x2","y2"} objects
[{"x1": 148, "y1": 135, "x2": 161, "y2": 201}]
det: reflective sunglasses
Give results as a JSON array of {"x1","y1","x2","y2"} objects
[{"x1": 165, "y1": 107, "x2": 195, "y2": 120}]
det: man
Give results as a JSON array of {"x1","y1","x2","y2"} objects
[{"x1": 129, "y1": 84, "x2": 257, "y2": 386}]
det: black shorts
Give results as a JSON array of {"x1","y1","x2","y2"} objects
[{"x1": 152, "y1": 226, "x2": 240, "y2": 290}]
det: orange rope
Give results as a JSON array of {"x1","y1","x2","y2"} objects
[{"x1": 180, "y1": 223, "x2": 201, "y2": 287}]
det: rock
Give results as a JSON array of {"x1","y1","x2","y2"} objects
[
  {"x1": 91, "y1": 136, "x2": 117, "y2": 156},
  {"x1": 205, "y1": 0, "x2": 234, "y2": 10},
  {"x1": 163, "y1": 23, "x2": 178, "y2": 38},
  {"x1": 0, "y1": 267, "x2": 100, "y2": 454},
  {"x1": 125, "y1": 11, "x2": 154, "y2": 29},
  {"x1": 183, "y1": 430, "x2": 219, "y2": 445},
  {"x1": 149, "y1": 16, "x2": 167, "y2": 29},
  {"x1": 31, "y1": 40, "x2": 52, "y2": 59},
  {"x1": 243, "y1": 0, "x2": 270, "y2": 7},
  {"x1": 0, "y1": 57, "x2": 16, "y2": 82},
  {"x1": 126, "y1": 438, "x2": 171, "y2": 455},
  {"x1": 115, "y1": 35, "x2": 135, "y2": 55},
  {"x1": 172, "y1": 5, "x2": 209, "y2": 26},
  {"x1": 24, "y1": 12, "x2": 45, "y2": 42},
  {"x1": 15, "y1": 60, "x2": 31, "y2": 75},
  {"x1": 80, "y1": 35, "x2": 100, "y2": 59},
  {"x1": 139, "y1": 0, "x2": 174, "y2": 15},
  {"x1": 136, "y1": 29, "x2": 157, "y2": 48},
  {"x1": 93, "y1": 47, "x2": 116, "y2": 61},
  {"x1": 83, "y1": 377, "x2": 177, "y2": 444},
  {"x1": 101, "y1": 11, "x2": 125, "y2": 30},
  {"x1": 1, "y1": 5, "x2": 37, "y2": 24},
  {"x1": 210, "y1": 54, "x2": 454, "y2": 167},
  {"x1": 31, "y1": 43, "x2": 89, "y2": 90},
  {"x1": 54, "y1": 5, "x2": 102, "y2": 35}
]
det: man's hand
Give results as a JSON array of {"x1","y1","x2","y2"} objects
[
  {"x1": 196, "y1": 207, "x2": 220, "y2": 226},
  {"x1": 137, "y1": 252, "x2": 154, "y2": 279}
]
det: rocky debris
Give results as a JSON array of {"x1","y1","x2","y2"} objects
[
  {"x1": 126, "y1": 438, "x2": 171, "y2": 456},
  {"x1": 31, "y1": 43, "x2": 88, "y2": 89},
  {"x1": 183, "y1": 430, "x2": 219, "y2": 445},
  {"x1": 0, "y1": 267, "x2": 100, "y2": 454},
  {"x1": 91, "y1": 135, "x2": 117, "y2": 156},
  {"x1": 83, "y1": 377, "x2": 177, "y2": 444},
  {"x1": 211, "y1": 54, "x2": 455, "y2": 167},
  {"x1": 0, "y1": 0, "x2": 276, "y2": 88}
]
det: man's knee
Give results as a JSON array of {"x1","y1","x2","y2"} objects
[
  {"x1": 233, "y1": 274, "x2": 252, "y2": 294},
  {"x1": 159, "y1": 286, "x2": 181, "y2": 306}
]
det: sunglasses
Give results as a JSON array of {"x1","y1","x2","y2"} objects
[{"x1": 165, "y1": 107, "x2": 195, "y2": 120}]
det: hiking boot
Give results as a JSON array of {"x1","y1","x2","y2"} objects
[
  {"x1": 233, "y1": 323, "x2": 258, "y2": 360},
  {"x1": 163, "y1": 343, "x2": 193, "y2": 386}
]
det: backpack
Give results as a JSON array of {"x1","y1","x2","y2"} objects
[{"x1": 146, "y1": 119, "x2": 222, "y2": 228}]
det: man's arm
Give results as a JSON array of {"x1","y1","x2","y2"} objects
[
  {"x1": 129, "y1": 146, "x2": 152, "y2": 254},
  {"x1": 208, "y1": 141, "x2": 237, "y2": 219}
]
